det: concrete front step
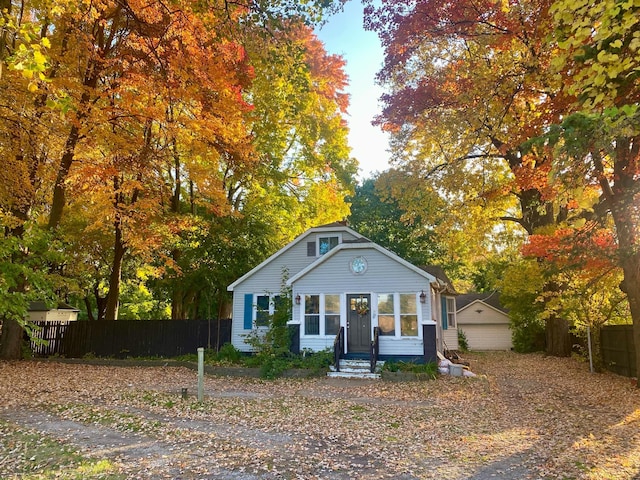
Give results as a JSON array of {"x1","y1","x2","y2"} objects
[
  {"x1": 327, "y1": 371, "x2": 381, "y2": 379},
  {"x1": 327, "y1": 359, "x2": 384, "y2": 379}
]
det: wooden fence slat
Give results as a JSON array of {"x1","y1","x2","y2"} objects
[
  {"x1": 601, "y1": 325, "x2": 636, "y2": 378},
  {"x1": 29, "y1": 319, "x2": 232, "y2": 358}
]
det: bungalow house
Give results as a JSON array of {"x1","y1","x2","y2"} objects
[
  {"x1": 456, "y1": 292, "x2": 512, "y2": 351},
  {"x1": 227, "y1": 223, "x2": 457, "y2": 364}
]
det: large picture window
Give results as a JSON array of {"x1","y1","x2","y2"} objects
[{"x1": 376, "y1": 293, "x2": 419, "y2": 338}]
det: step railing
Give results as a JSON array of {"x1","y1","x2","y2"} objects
[
  {"x1": 333, "y1": 326, "x2": 344, "y2": 372},
  {"x1": 370, "y1": 326, "x2": 380, "y2": 373}
]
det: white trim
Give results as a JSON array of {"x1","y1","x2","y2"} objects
[
  {"x1": 317, "y1": 233, "x2": 343, "y2": 257},
  {"x1": 300, "y1": 293, "x2": 343, "y2": 338},
  {"x1": 446, "y1": 297, "x2": 457, "y2": 328},
  {"x1": 457, "y1": 299, "x2": 507, "y2": 316},
  {"x1": 286, "y1": 242, "x2": 437, "y2": 286},
  {"x1": 253, "y1": 293, "x2": 280, "y2": 329},
  {"x1": 227, "y1": 225, "x2": 364, "y2": 291},
  {"x1": 375, "y1": 292, "x2": 422, "y2": 339}
]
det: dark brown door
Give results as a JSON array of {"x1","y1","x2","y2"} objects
[{"x1": 347, "y1": 294, "x2": 371, "y2": 353}]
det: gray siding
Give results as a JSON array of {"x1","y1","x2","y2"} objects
[
  {"x1": 292, "y1": 247, "x2": 434, "y2": 356},
  {"x1": 230, "y1": 228, "x2": 359, "y2": 351}
]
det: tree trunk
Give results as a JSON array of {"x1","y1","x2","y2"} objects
[
  {"x1": 0, "y1": 317, "x2": 24, "y2": 360},
  {"x1": 545, "y1": 316, "x2": 572, "y2": 357},
  {"x1": 611, "y1": 206, "x2": 640, "y2": 385},
  {"x1": 48, "y1": 59, "x2": 100, "y2": 230},
  {"x1": 605, "y1": 139, "x2": 640, "y2": 386},
  {"x1": 104, "y1": 206, "x2": 127, "y2": 321}
]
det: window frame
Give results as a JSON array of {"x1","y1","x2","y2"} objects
[
  {"x1": 399, "y1": 293, "x2": 419, "y2": 337},
  {"x1": 301, "y1": 293, "x2": 343, "y2": 337},
  {"x1": 446, "y1": 297, "x2": 456, "y2": 328},
  {"x1": 376, "y1": 293, "x2": 421, "y2": 338},
  {"x1": 316, "y1": 234, "x2": 341, "y2": 256},
  {"x1": 254, "y1": 294, "x2": 281, "y2": 329},
  {"x1": 377, "y1": 293, "x2": 396, "y2": 336}
]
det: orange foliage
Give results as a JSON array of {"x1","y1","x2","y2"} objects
[{"x1": 523, "y1": 225, "x2": 617, "y2": 271}]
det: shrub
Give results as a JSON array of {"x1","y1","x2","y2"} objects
[
  {"x1": 381, "y1": 360, "x2": 438, "y2": 379},
  {"x1": 216, "y1": 343, "x2": 242, "y2": 363},
  {"x1": 458, "y1": 329, "x2": 469, "y2": 352}
]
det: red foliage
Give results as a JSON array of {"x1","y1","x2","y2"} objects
[{"x1": 523, "y1": 225, "x2": 618, "y2": 271}]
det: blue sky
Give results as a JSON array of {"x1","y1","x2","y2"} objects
[{"x1": 315, "y1": 1, "x2": 391, "y2": 179}]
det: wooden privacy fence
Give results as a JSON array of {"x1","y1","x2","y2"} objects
[
  {"x1": 30, "y1": 319, "x2": 232, "y2": 358},
  {"x1": 600, "y1": 325, "x2": 636, "y2": 378}
]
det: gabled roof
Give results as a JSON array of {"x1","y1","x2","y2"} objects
[
  {"x1": 227, "y1": 224, "x2": 365, "y2": 291},
  {"x1": 456, "y1": 291, "x2": 507, "y2": 313},
  {"x1": 28, "y1": 301, "x2": 79, "y2": 312},
  {"x1": 419, "y1": 265, "x2": 457, "y2": 295},
  {"x1": 286, "y1": 240, "x2": 437, "y2": 285}
]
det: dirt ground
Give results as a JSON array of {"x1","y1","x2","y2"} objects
[{"x1": 0, "y1": 352, "x2": 639, "y2": 479}]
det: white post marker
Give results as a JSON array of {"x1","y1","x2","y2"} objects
[
  {"x1": 587, "y1": 326, "x2": 594, "y2": 374},
  {"x1": 198, "y1": 347, "x2": 204, "y2": 402}
]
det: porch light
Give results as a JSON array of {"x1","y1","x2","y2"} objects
[
  {"x1": 295, "y1": 294, "x2": 301, "y2": 305},
  {"x1": 419, "y1": 290, "x2": 426, "y2": 303}
]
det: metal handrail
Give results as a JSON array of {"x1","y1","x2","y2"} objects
[
  {"x1": 370, "y1": 326, "x2": 380, "y2": 373},
  {"x1": 333, "y1": 326, "x2": 344, "y2": 372}
]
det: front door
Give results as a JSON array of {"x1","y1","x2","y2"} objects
[{"x1": 347, "y1": 294, "x2": 371, "y2": 353}]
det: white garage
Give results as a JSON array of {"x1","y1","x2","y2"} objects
[{"x1": 456, "y1": 292, "x2": 512, "y2": 351}]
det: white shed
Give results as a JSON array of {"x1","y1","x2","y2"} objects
[
  {"x1": 456, "y1": 292, "x2": 512, "y2": 351},
  {"x1": 27, "y1": 301, "x2": 79, "y2": 322}
]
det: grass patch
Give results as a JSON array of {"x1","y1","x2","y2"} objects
[
  {"x1": 0, "y1": 419, "x2": 124, "y2": 479},
  {"x1": 381, "y1": 360, "x2": 438, "y2": 379},
  {"x1": 175, "y1": 345, "x2": 334, "y2": 378}
]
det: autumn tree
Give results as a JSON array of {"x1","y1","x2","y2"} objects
[
  {"x1": 364, "y1": 0, "x2": 589, "y2": 355},
  {"x1": 348, "y1": 172, "x2": 449, "y2": 267},
  {"x1": 0, "y1": 0, "x2": 351, "y2": 357},
  {"x1": 543, "y1": 0, "x2": 640, "y2": 380}
]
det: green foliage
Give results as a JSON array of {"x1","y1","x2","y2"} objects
[
  {"x1": 381, "y1": 360, "x2": 438, "y2": 379},
  {"x1": 216, "y1": 343, "x2": 243, "y2": 363},
  {"x1": 457, "y1": 329, "x2": 470, "y2": 352},
  {"x1": 242, "y1": 271, "x2": 295, "y2": 378},
  {"x1": 499, "y1": 259, "x2": 546, "y2": 353},
  {"x1": 347, "y1": 175, "x2": 446, "y2": 266},
  {"x1": 0, "y1": 419, "x2": 124, "y2": 479}
]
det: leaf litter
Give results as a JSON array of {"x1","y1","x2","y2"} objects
[{"x1": 0, "y1": 351, "x2": 638, "y2": 479}]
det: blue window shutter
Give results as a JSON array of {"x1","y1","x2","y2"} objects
[
  {"x1": 244, "y1": 294, "x2": 253, "y2": 329},
  {"x1": 441, "y1": 296, "x2": 448, "y2": 330}
]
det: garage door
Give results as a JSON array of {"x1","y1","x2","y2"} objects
[{"x1": 458, "y1": 324, "x2": 512, "y2": 351}]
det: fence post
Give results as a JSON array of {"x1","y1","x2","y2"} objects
[{"x1": 197, "y1": 347, "x2": 204, "y2": 402}]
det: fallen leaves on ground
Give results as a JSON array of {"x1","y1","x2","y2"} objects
[{"x1": 0, "y1": 352, "x2": 638, "y2": 479}]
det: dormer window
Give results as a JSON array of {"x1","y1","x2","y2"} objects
[
  {"x1": 318, "y1": 235, "x2": 339, "y2": 255},
  {"x1": 306, "y1": 234, "x2": 342, "y2": 257}
]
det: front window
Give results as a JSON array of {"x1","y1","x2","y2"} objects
[
  {"x1": 400, "y1": 294, "x2": 418, "y2": 336},
  {"x1": 325, "y1": 294, "x2": 341, "y2": 336},
  {"x1": 304, "y1": 295, "x2": 320, "y2": 335},
  {"x1": 303, "y1": 294, "x2": 342, "y2": 336},
  {"x1": 318, "y1": 236, "x2": 339, "y2": 255},
  {"x1": 377, "y1": 294, "x2": 395, "y2": 336},
  {"x1": 256, "y1": 295, "x2": 281, "y2": 328},
  {"x1": 376, "y1": 293, "x2": 419, "y2": 337}
]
